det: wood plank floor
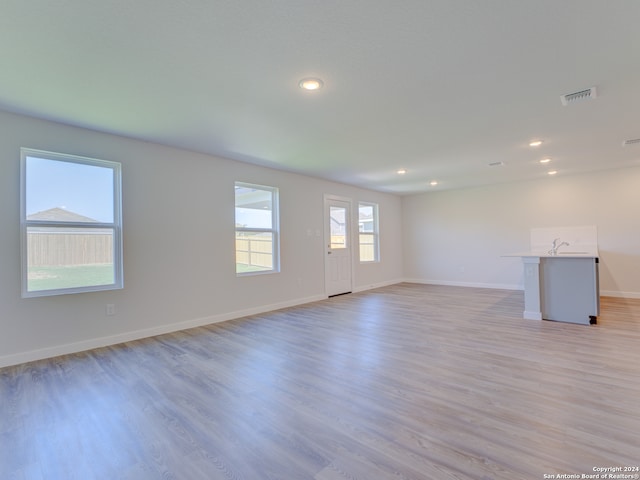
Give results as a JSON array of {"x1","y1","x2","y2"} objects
[{"x1": 1, "y1": 283, "x2": 639, "y2": 479}]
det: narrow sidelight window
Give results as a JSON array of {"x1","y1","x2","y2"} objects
[
  {"x1": 358, "y1": 202, "x2": 379, "y2": 262},
  {"x1": 235, "y1": 182, "x2": 279, "y2": 275}
]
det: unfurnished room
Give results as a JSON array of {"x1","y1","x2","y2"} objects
[{"x1": 1, "y1": 1, "x2": 639, "y2": 479}]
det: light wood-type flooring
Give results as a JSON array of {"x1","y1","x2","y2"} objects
[{"x1": 2, "y1": 283, "x2": 640, "y2": 479}]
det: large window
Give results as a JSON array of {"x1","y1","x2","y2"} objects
[
  {"x1": 235, "y1": 182, "x2": 279, "y2": 275},
  {"x1": 358, "y1": 202, "x2": 379, "y2": 262},
  {"x1": 20, "y1": 148, "x2": 123, "y2": 297}
]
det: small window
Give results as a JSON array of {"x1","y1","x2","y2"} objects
[
  {"x1": 358, "y1": 202, "x2": 379, "y2": 262},
  {"x1": 235, "y1": 182, "x2": 279, "y2": 275},
  {"x1": 329, "y1": 206, "x2": 347, "y2": 249},
  {"x1": 20, "y1": 148, "x2": 123, "y2": 297}
]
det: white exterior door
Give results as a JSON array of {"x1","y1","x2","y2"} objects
[{"x1": 324, "y1": 195, "x2": 353, "y2": 297}]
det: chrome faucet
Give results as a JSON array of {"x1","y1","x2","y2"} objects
[{"x1": 549, "y1": 238, "x2": 569, "y2": 255}]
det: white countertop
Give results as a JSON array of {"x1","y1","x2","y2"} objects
[{"x1": 503, "y1": 249, "x2": 598, "y2": 258}]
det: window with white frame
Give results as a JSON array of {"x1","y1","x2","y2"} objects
[
  {"x1": 358, "y1": 202, "x2": 379, "y2": 262},
  {"x1": 20, "y1": 148, "x2": 123, "y2": 297},
  {"x1": 235, "y1": 182, "x2": 279, "y2": 275}
]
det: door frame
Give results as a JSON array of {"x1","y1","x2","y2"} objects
[{"x1": 323, "y1": 194, "x2": 354, "y2": 297}]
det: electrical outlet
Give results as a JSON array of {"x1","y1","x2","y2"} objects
[{"x1": 106, "y1": 304, "x2": 115, "y2": 316}]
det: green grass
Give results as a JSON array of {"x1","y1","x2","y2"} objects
[
  {"x1": 28, "y1": 263, "x2": 270, "y2": 292},
  {"x1": 28, "y1": 264, "x2": 114, "y2": 292}
]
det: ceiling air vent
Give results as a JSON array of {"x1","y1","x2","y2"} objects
[
  {"x1": 488, "y1": 161, "x2": 505, "y2": 167},
  {"x1": 560, "y1": 86, "x2": 597, "y2": 106},
  {"x1": 622, "y1": 138, "x2": 640, "y2": 146}
]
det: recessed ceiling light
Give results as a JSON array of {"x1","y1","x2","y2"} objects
[
  {"x1": 548, "y1": 170, "x2": 557, "y2": 175},
  {"x1": 539, "y1": 158, "x2": 551, "y2": 164},
  {"x1": 529, "y1": 140, "x2": 543, "y2": 147},
  {"x1": 299, "y1": 77, "x2": 324, "y2": 91},
  {"x1": 430, "y1": 180, "x2": 438, "y2": 186},
  {"x1": 397, "y1": 169, "x2": 407, "y2": 175}
]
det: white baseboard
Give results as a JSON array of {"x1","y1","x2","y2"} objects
[
  {"x1": 352, "y1": 278, "x2": 404, "y2": 293},
  {"x1": 403, "y1": 278, "x2": 523, "y2": 291},
  {"x1": 600, "y1": 290, "x2": 640, "y2": 299},
  {"x1": 404, "y1": 278, "x2": 640, "y2": 299},
  {"x1": 0, "y1": 293, "x2": 326, "y2": 369}
]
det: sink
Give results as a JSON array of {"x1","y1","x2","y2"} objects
[{"x1": 557, "y1": 251, "x2": 589, "y2": 255}]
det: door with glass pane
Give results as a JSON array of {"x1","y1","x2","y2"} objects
[{"x1": 324, "y1": 195, "x2": 352, "y2": 296}]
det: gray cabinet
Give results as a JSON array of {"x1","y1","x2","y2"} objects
[{"x1": 540, "y1": 257, "x2": 599, "y2": 325}]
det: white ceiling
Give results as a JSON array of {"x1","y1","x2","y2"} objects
[{"x1": 2, "y1": 0, "x2": 639, "y2": 194}]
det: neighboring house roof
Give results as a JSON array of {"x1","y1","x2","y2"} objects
[
  {"x1": 26, "y1": 208, "x2": 111, "y2": 234},
  {"x1": 27, "y1": 207, "x2": 98, "y2": 223}
]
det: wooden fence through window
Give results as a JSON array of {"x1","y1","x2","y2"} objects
[
  {"x1": 27, "y1": 232, "x2": 113, "y2": 266},
  {"x1": 235, "y1": 233, "x2": 273, "y2": 269}
]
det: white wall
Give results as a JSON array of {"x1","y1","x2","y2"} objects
[
  {"x1": 402, "y1": 167, "x2": 640, "y2": 298},
  {"x1": 0, "y1": 110, "x2": 403, "y2": 367}
]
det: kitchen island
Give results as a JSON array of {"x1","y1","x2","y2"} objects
[{"x1": 504, "y1": 250, "x2": 600, "y2": 325}]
